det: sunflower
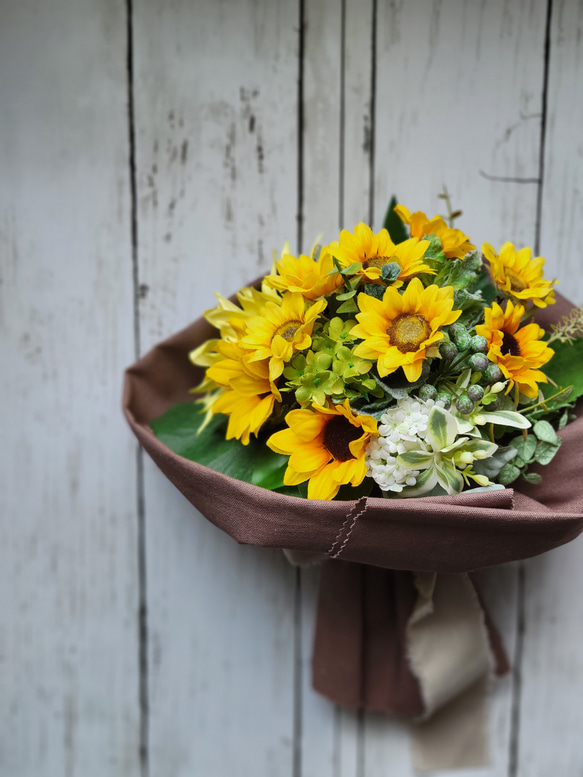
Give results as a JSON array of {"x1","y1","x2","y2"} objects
[
  {"x1": 241, "y1": 291, "x2": 327, "y2": 382},
  {"x1": 206, "y1": 340, "x2": 281, "y2": 445},
  {"x1": 267, "y1": 400, "x2": 378, "y2": 500},
  {"x1": 394, "y1": 204, "x2": 474, "y2": 259},
  {"x1": 328, "y1": 222, "x2": 434, "y2": 284},
  {"x1": 203, "y1": 286, "x2": 281, "y2": 343},
  {"x1": 351, "y1": 277, "x2": 461, "y2": 382},
  {"x1": 264, "y1": 248, "x2": 344, "y2": 300},
  {"x1": 482, "y1": 242, "x2": 556, "y2": 309},
  {"x1": 475, "y1": 300, "x2": 554, "y2": 398}
]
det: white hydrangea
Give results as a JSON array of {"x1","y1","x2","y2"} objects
[{"x1": 365, "y1": 396, "x2": 444, "y2": 493}]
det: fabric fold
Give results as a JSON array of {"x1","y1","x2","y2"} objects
[
  {"x1": 122, "y1": 288, "x2": 583, "y2": 770},
  {"x1": 312, "y1": 561, "x2": 507, "y2": 720}
]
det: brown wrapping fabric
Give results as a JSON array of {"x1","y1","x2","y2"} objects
[{"x1": 122, "y1": 292, "x2": 583, "y2": 718}]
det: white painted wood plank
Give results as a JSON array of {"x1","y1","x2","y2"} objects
[
  {"x1": 132, "y1": 2, "x2": 299, "y2": 775},
  {"x1": 299, "y1": 2, "x2": 375, "y2": 773},
  {"x1": 517, "y1": 1, "x2": 583, "y2": 773},
  {"x1": 374, "y1": 0, "x2": 546, "y2": 249},
  {"x1": 302, "y1": 0, "x2": 343, "y2": 246},
  {"x1": 342, "y1": 0, "x2": 375, "y2": 229},
  {"x1": 300, "y1": 2, "x2": 346, "y2": 774},
  {"x1": 366, "y1": 1, "x2": 548, "y2": 774},
  {"x1": 0, "y1": 2, "x2": 140, "y2": 776},
  {"x1": 538, "y1": 0, "x2": 583, "y2": 301}
]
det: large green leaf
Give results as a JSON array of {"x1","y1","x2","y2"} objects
[
  {"x1": 543, "y1": 337, "x2": 583, "y2": 401},
  {"x1": 150, "y1": 403, "x2": 288, "y2": 490},
  {"x1": 382, "y1": 196, "x2": 409, "y2": 244}
]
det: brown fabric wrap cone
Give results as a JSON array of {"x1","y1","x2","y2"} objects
[{"x1": 123, "y1": 292, "x2": 583, "y2": 717}]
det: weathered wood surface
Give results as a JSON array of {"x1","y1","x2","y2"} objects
[
  {"x1": 2, "y1": 0, "x2": 583, "y2": 775},
  {"x1": 0, "y1": 2, "x2": 140, "y2": 776}
]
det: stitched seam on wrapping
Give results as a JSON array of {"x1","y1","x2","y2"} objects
[{"x1": 328, "y1": 496, "x2": 368, "y2": 558}]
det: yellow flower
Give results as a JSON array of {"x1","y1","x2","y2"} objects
[
  {"x1": 394, "y1": 204, "x2": 474, "y2": 259},
  {"x1": 351, "y1": 277, "x2": 461, "y2": 382},
  {"x1": 482, "y1": 242, "x2": 556, "y2": 309},
  {"x1": 206, "y1": 341, "x2": 281, "y2": 445},
  {"x1": 264, "y1": 248, "x2": 344, "y2": 299},
  {"x1": 241, "y1": 292, "x2": 326, "y2": 382},
  {"x1": 267, "y1": 400, "x2": 378, "y2": 500},
  {"x1": 328, "y1": 222, "x2": 434, "y2": 284},
  {"x1": 475, "y1": 300, "x2": 554, "y2": 398},
  {"x1": 204, "y1": 286, "x2": 281, "y2": 343}
]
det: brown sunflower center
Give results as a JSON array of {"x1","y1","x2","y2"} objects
[
  {"x1": 501, "y1": 331, "x2": 521, "y2": 357},
  {"x1": 387, "y1": 314, "x2": 431, "y2": 353},
  {"x1": 323, "y1": 415, "x2": 361, "y2": 462},
  {"x1": 362, "y1": 254, "x2": 391, "y2": 270},
  {"x1": 506, "y1": 269, "x2": 527, "y2": 293},
  {"x1": 274, "y1": 320, "x2": 302, "y2": 341}
]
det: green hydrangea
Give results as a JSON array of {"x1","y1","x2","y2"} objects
[{"x1": 283, "y1": 317, "x2": 382, "y2": 406}]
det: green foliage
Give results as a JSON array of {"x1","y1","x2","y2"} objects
[
  {"x1": 382, "y1": 195, "x2": 409, "y2": 244},
  {"x1": 283, "y1": 317, "x2": 383, "y2": 406},
  {"x1": 497, "y1": 462, "x2": 521, "y2": 486},
  {"x1": 381, "y1": 262, "x2": 401, "y2": 282},
  {"x1": 363, "y1": 283, "x2": 385, "y2": 300},
  {"x1": 542, "y1": 337, "x2": 583, "y2": 403},
  {"x1": 150, "y1": 403, "x2": 288, "y2": 490}
]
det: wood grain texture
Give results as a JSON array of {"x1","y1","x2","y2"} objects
[
  {"x1": 0, "y1": 1, "x2": 140, "y2": 775},
  {"x1": 4, "y1": 0, "x2": 583, "y2": 774},
  {"x1": 302, "y1": 0, "x2": 343, "y2": 247},
  {"x1": 374, "y1": 0, "x2": 547, "y2": 249},
  {"x1": 366, "y1": 1, "x2": 548, "y2": 774},
  {"x1": 517, "y1": 2, "x2": 583, "y2": 773},
  {"x1": 299, "y1": 2, "x2": 348, "y2": 773},
  {"x1": 132, "y1": 2, "x2": 299, "y2": 775},
  {"x1": 299, "y1": 2, "x2": 375, "y2": 774}
]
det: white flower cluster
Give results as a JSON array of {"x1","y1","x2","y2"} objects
[{"x1": 365, "y1": 397, "x2": 444, "y2": 493}]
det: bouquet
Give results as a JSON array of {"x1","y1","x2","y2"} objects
[
  {"x1": 123, "y1": 197, "x2": 583, "y2": 770},
  {"x1": 151, "y1": 197, "x2": 582, "y2": 502}
]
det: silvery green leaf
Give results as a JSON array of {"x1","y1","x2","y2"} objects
[
  {"x1": 363, "y1": 284, "x2": 385, "y2": 300},
  {"x1": 427, "y1": 406, "x2": 458, "y2": 450},
  {"x1": 435, "y1": 460, "x2": 464, "y2": 495},
  {"x1": 522, "y1": 471, "x2": 543, "y2": 485},
  {"x1": 477, "y1": 410, "x2": 531, "y2": 429},
  {"x1": 464, "y1": 484, "x2": 506, "y2": 493},
  {"x1": 398, "y1": 451, "x2": 434, "y2": 469},
  {"x1": 509, "y1": 433, "x2": 537, "y2": 463},
  {"x1": 534, "y1": 439, "x2": 562, "y2": 466},
  {"x1": 474, "y1": 446, "x2": 518, "y2": 478},
  {"x1": 381, "y1": 262, "x2": 402, "y2": 282},
  {"x1": 498, "y1": 463, "x2": 521, "y2": 485},
  {"x1": 533, "y1": 420, "x2": 558, "y2": 443},
  {"x1": 558, "y1": 409, "x2": 569, "y2": 430}
]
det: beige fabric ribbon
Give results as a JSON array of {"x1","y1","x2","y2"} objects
[
  {"x1": 408, "y1": 573, "x2": 495, "y2": 771},
  {"x1": 284, "y1": 553, "x2": 497, "y2": 771}
]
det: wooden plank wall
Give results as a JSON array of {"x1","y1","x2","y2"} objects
[{"x1": 1, "y1": 0, "x2": 583, "y2": 775}]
